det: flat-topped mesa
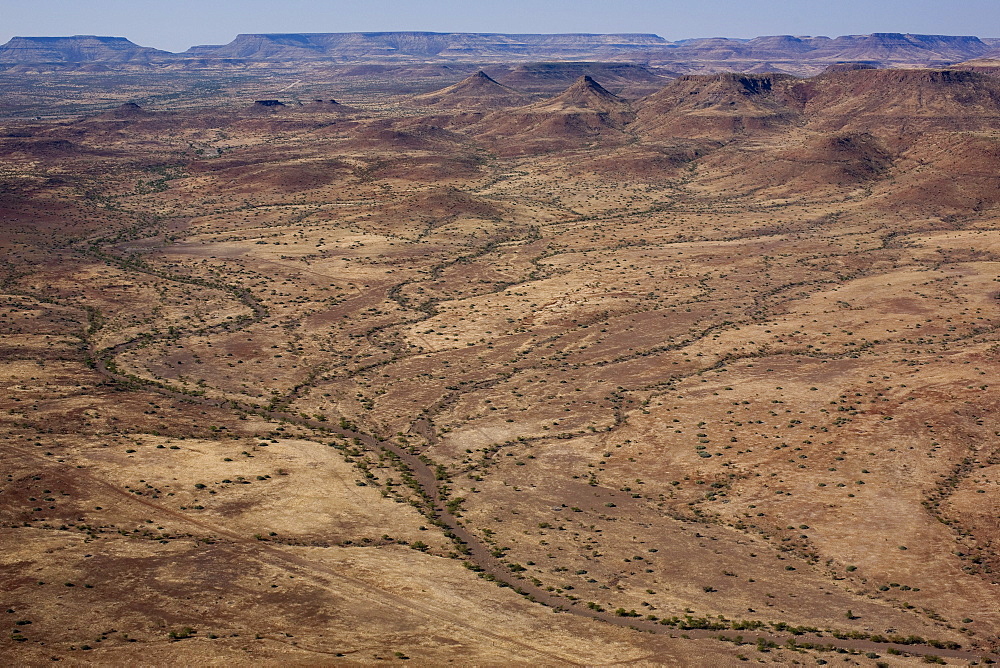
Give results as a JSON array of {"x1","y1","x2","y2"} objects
[
  {"x1": 654, "y1": 33, "x2": 992, "y2": 63},
  {"x1": 411, "y1": 70, "x2": 532, "y2": 109},
  {"x1": 184, "y1": 33, "x2": 325, "y2": 59},
  {"x1": 802, "y1": 67, "x2": 1000, "y2": 132},
  {"x1": 182, "y1": 31, "x2": 669, "y2": 61},
  {"x1": 814, "y1": 32, "x2": 990, "y2": 62},
  {"x1": 0, "y1": 35, "x2": 169, "y2": 63},
  {"x1": 245, "y1": 100, "x2": 289, "y2": 114},
  {"x1": 0, "y1": 32, "x2": 995, "y2": 72}
]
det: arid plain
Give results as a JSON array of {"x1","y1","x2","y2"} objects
[{"x1": 2, "y1": 61, "x2": 1000, "y2": 666}]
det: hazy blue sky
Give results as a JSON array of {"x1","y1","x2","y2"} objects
[{"x1": 3, "y1": 0, "x2": 999, "y2": 52}]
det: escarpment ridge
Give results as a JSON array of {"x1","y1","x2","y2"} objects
[{"x1": 3, "y1": 31, "x2": 1000, "y2": 74}]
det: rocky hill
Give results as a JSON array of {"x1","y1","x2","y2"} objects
[
  {"x1": 530, "y1": 74, "x2": 630, "y2": 114},
  {"x1": 411, "y1": 71, "x2": 533, "y2": 109},
  {"x1": 468, "y1": 75, "x2": 636, "y2": 155},
  {"x1": 630, "y1": 66, "x2": 1000, "y2": 139},
  {"x1": 633, "y1": 72, "x2": 802, "y2": 137},
  {"x1": 800, "y1": 67, "x2": 1000, "y2": 132},
  {"x1": 495, "y1": 62, "x2": 670, "y2": 97}
]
